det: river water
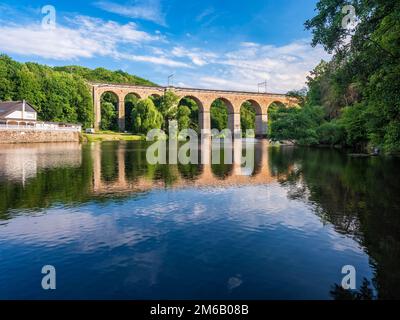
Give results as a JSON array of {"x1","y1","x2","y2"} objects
[{"x1": 0, "y1": 141, "x2": 399, "y2": 299}]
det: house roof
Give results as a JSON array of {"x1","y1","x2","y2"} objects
[{"x1": 0, "y1": 101, "x2": 37, "y2": 118}]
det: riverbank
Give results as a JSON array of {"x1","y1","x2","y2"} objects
[
  {"x1": 82, "y1": 131, "x2": 144, "y2": 142},
  {"x1": 0, "y1": 129, "x2": 80, "y2": 144}
]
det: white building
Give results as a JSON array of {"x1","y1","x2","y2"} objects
[
  {"x1": 0, "y1": 100, "x2": 37, "y2": 126},
  {"x1": 0, "y1": 100, "x2": 81, "y2": 131}
]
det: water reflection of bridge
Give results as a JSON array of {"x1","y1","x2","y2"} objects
[{"x1": 91, "y1": 140, "x2": 283, "y2": 195}]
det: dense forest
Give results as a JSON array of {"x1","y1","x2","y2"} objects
[
  {"x1": 0, "y1": 54, "x2": 155, "y2": 128},
  {"x1": 271, "y1": 0, "x2": 400, "y2": 153}
]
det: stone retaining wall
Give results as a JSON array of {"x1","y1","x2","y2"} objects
[{"x1": 0, "y1": 130, "x2": 81, "y2": 144}]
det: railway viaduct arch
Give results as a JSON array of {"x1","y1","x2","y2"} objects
[{"x1": 91, "y1": 83, "x2": 297, "y2": 137}]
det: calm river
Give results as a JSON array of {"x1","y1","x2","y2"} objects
[{"x1": 0, "y1": 141, "x2": 399, "y2": 299}]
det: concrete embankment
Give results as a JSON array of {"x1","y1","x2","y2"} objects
[{"x1": 0, "y1": 129, "x2": 81, "y2": 144}]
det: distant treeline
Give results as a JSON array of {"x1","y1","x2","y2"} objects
[{"x1": 0, "y1": 54, "x2": 155, "y2": 128}]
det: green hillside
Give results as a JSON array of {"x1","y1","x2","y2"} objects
[
  {"x1": 0, "y1": 54, "x2": 155, "y2": 128},
  {"x1": 54, "y1": 65, "x2": 156, "y2": 86}
]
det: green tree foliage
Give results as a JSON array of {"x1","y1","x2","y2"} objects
[
  {"x1": 53, "y1": 66, "x2": 156, "y2": 86},
  {"x1": 0, "y1": 55, "x2": 94, "y2": 127},
  {"x1": 100, "y1": 102, "x2": 117, "y2": 131},
  {"x1": 316, "y1": 121, "x2": 346, "y2": 146},
  {"x1": 124, "y1": 94, "x2": 139, "y2": 131},
  {"x1": 269, "y1": 1, "x2": 400, "y2": 153},
  {"x1": 211, "y1": 99, "x2": 228, "y2": 130},
  {"x1": 303, "y1": 0, "x2": 400, "y2": 153},
  {"x1": 339, "y1": 104, "x2": 368, "y2": 148},
  {"x1": 177, "y1": 105, "x2": 191, "y2": 130},
  {"x1": 270, "y1": 105, "x2": 324, "y2": 145},
  {"x1": 100, "y1": 92, "x2": 119, "y2": 131},
  {"x1": 156, "y1": 90, "x2": 180, "y2": 131},
  {"x1": 131, "y1": 98, "x2": 163, "y2": 134},
  {"x1": 240, "y1": 102, "x2": 256, "y2": 134},
  {"x1": 0, "y1": 55, "x2": 155, "y2": 129},
  {"x1": 179, "y1": 97, "x2": 199, "y2": 132}
]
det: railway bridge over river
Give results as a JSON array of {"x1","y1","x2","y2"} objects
[{"x1": 92, "y1": 83, "x2": 297, "y2": 137}]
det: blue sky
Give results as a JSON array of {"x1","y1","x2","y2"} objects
[{"x1": 0, "y1": 0, "x2": 329, "y2": 93}]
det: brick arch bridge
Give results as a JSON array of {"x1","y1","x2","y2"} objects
[{"x1": 91, "y1": 83, "x2": 297, "y2": 136}]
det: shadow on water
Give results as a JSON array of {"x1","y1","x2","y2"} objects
[{"x1": 0, "y1": 141, "x2": 399, "y2": 299}]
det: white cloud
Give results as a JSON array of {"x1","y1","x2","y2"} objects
[
  {"x1": 0, "y1": 16, "x2": 163, "y2": 61},
  {"x1": 0, "y1": 24, "x2": 106, "y2": 59},
  {"x1": 171, "y1": 46, "x2": 217, "y2": 66},
  {"x1": 72, "y1": 15, "x2": 159, "y2": 44},
  {"x1": 116, "y1": 52, "x2": 192, "y2": 68},
  {"x1": 94, "y1": 0, "x2": 166, "y2": 26},
  {"x1": 176, "y1": 40, "x2": 330, "y2": 93}
]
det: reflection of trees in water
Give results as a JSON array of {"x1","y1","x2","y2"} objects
[
  {"x1": 211, "y1": 148, "x2": 233, "y2": 179},
  {"x1": 178, "y1": 163, "x2": 202, "y2": 180},
  {"x1": 0, "y1": 146, "x2": 94, "y2": 220},
  {"x1": 330, "y1": 278, "x2": 375, "y2": 300},
  {"x1": 125, "y1": 141, "x2": 156, "y2": 181},
  {"x1": 125, "y1": 141, "x2": 202, "y2": 183},
  {"x1": 101, "y1": 142, "x2": 119, "y2": 182},
  {"x1": 273, "y1": 146, "x2": 400, "y2": 299}
]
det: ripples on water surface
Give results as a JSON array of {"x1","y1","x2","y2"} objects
[{"x1": 0, "y1": 141, "x2": 399, "y2": 299}]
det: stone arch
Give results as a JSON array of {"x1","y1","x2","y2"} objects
[
  {"x1": 100, "y1": 91, "x2": 120, "y2": 131},
  {"x1": 149, "y1": 93, "x2": 162, "y2": 99},
  {"x1": 240, "y1": 99, "x2": 263, "y2": 137},
  {"x1": 123, "y1": 92, "x2": 141, "y2": 100},
  {"x1": 267, "y1": 100, "x2": 287, "y2": 111},
  {"x1": 243, "y1": 99, "x2": 262, "y2": 115},
  {"x1": 213, "y1": 97, "x2": 235, "y2": 114},
  {"x1": 178, "y1": 95, "x2": 204, "y2": 133},
  {"x1": 124, "y1": 92, "x2": 141, "y2": 132},
  {"x1": 178, "y1": 95, "x2": 204, "y2": 113},
  {"x1": 210, "y1": 97, "x2": 236, "y2": 135}
]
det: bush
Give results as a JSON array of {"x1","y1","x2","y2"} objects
[
  {"x1": 338, "y1": 104, "x2": 368, "y2": 149},
  {"x1": 317, "y1": 121, "x2": 346, "y2": 146},
  {"x1": 384, "y1": 121, "x2": 400, "y2": 153}
]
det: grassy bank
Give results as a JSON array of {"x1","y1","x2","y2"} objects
[{"x1": 82, "y1": 131, "x2": 145, "y2": 142}]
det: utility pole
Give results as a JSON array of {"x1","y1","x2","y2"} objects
[
  {"x1": 257, "y1": 80, "x2": 268, "y2": 93},
  {"x1": 168, "y1": 74, "x2": 174, "y2": 87}
]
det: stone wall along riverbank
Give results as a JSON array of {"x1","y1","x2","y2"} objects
[{"x1": 0, "y1": 129, "x2": 81, "y2": 144}]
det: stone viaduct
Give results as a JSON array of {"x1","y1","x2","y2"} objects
[{"x1": 91, "y1": 83, "x2": 297, "y2": 137}]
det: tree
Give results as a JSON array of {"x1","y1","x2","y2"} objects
[
  {"x1": 125, "y1": 94, "x2": 139, "y2": 132},
  {"x1": 240, "y1": 102, "x2": 256, "y2": 134},
  {"x1": 338, "y1": 104, "x2": 368, "y2": 149},
  {"x1": 177, "y1": 105, "x2": 191, "y2": 130},
  {"x1": 54, "y1": 66, "x2": 156, "y2": 86},
  {"x1": 317, "y1": 121, "x2": 345, "y2": 146},
  {"x1": 179, "y1": 97, "x2": 199, "y2": 132},
  {"x1": 269, "y1": 105, "x2": 325, "y2": 146},
  {"x1": 304, "y1": 0, "x2": 400, "y2": 152},
  {"x1": 100, "y1": 93, "x2": 118, "y2": 131},
  {"x1": 101, "y1": 102, "x2": 117, "y2": 131},
  {"x1": 158, "y1": 90, "x2": 179, "y2": 131},
  {"x1": 211, "y1": 99, "x2": 228, "y2": 131},
  {"x1": 131, "y1": 98, "x2": 163, "y2": 134}
]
